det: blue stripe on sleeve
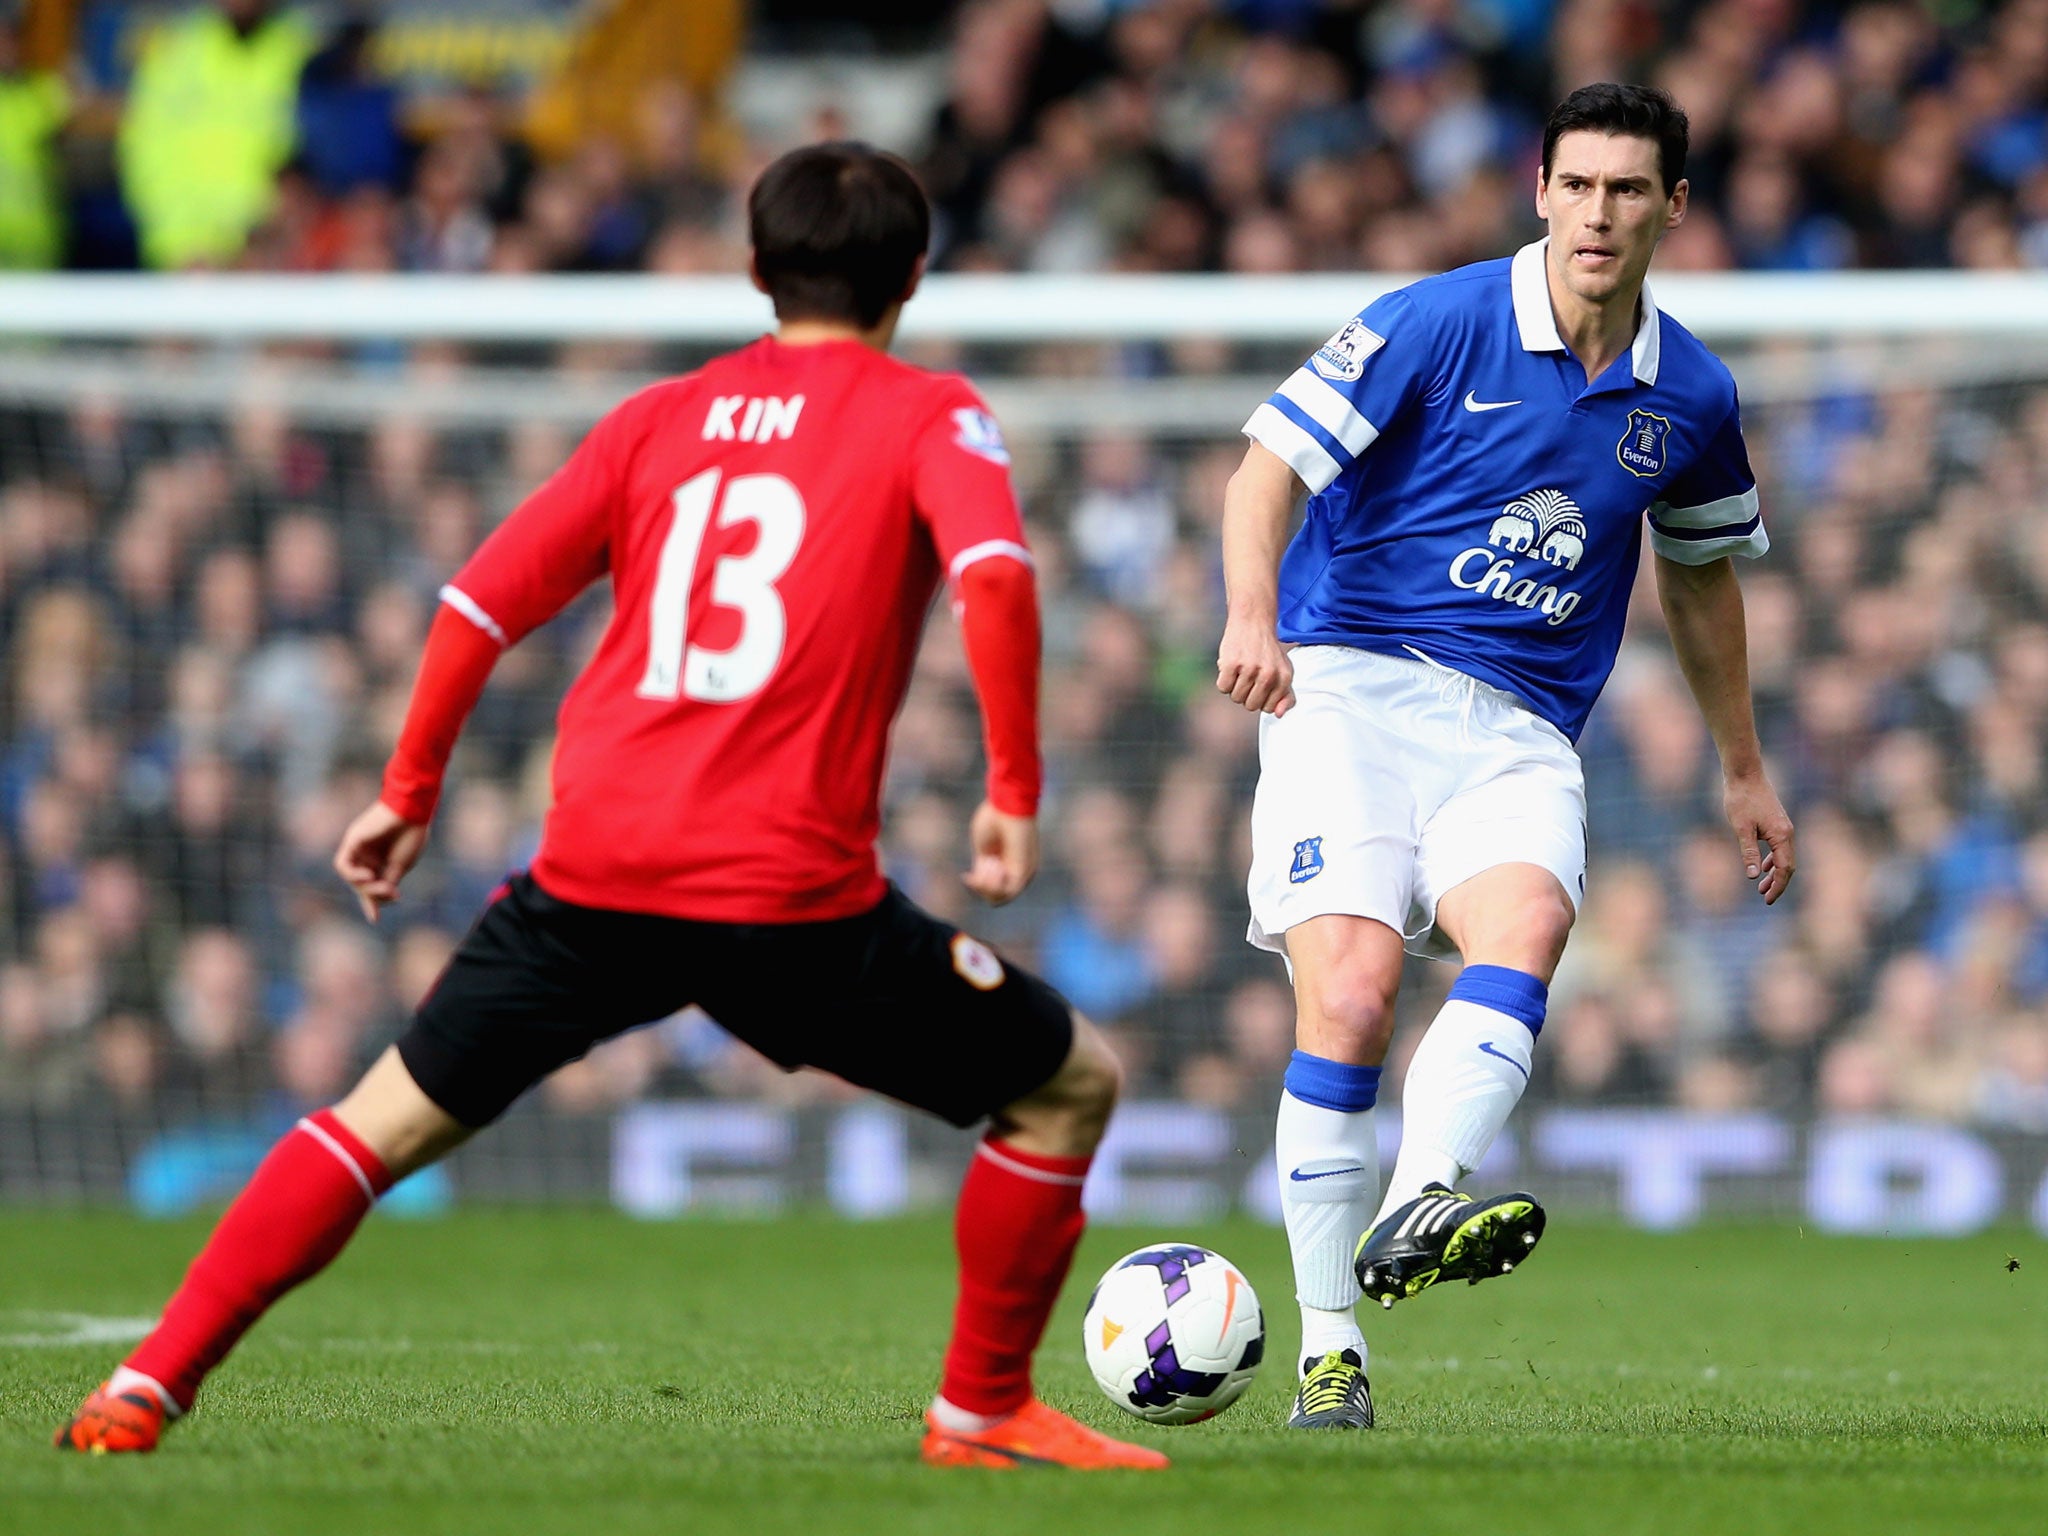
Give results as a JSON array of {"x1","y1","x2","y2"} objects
[
  {"x1": 1267, "y1": 393, "x2": 1355, "y2": 474},
  {"x1": 1648, "y1": 513, "x2": 1764, "y2": 542}
]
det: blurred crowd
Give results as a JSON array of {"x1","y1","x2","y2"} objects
[
  {"x1": 4, "y1": 0, "x2": 2048, "y2": 1166},
  {"x1": 1, "y1": 0, "x2": 2048, "y2": 274},
  {"x1": 6, "y1": 358, "x2": 2048, "y2": 1143}
]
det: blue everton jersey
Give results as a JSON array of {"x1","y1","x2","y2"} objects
[{"x1": 1244, "y1": 238, "x2": 1766, "y2": 741}]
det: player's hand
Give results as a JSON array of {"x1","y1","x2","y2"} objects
[
  {"x1": 1217, "y1": 617, "x2": 1294, "y2": 716},
  {"x1": 963, "y1": 801, "x2": 1038, "y2": 906},
  {"x1": 1724, "y1": 771, "x2": 1795, "y2": 906},
  {"x1": 334, "y1": 799, "x2": 430, "y2": 924}
]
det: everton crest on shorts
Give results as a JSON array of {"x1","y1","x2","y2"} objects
[{"x1": 1289, "y1": 837, "x2": 1325, "y2": 884}]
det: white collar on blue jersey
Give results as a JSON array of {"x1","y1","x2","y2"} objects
[{"x1": 1510, "y1": 238, "x2": 1662, "y2": 386}]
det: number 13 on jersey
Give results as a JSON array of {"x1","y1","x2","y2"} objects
[{"x1": 637, "y1": 467, "x2": 806, "y2": 703}]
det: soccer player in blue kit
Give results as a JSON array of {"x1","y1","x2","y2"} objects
[{"x1": 1215, "y1": 84, "x2": 1798, "y2": 1429}]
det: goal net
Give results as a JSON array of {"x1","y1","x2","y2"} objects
[{"x1": 2, "y1": 272, "x2": 2046, "y2": 1236}]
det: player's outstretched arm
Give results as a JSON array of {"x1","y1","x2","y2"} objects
[
  {"x1": 1217, "y1": 442, "x2": 1304, "y2": 717},
  {"x1": 954, "y1": 554, "x2": 1044, "y2": 905},
  {"x1": 337, "y1": 400, "x2": 622, "y2": 920},
  {"x1": 335, "y1": 604, "x2": 504, "y2": 922},
  {"x1": 1654, "y1": 552, "x2": 1796, "y2": 904}
]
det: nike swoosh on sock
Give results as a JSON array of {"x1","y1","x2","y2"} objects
[{"x1": 1478, "y1": 1040, "x2": 1530, "y2": 1080}]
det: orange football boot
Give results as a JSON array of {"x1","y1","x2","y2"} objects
[
  {"x1": 921, "y1": 1399, "x2": 1169, "y2": 1470},
  {"x1": 54, "y1": 1383, "x2": 168, "y2": 1454}
]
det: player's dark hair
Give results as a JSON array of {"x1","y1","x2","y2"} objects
[
  {"x1": 1541, "y1": 83, "x2": 1689, "y2": 194},
  {"x1": 748, "y1": 142, "x2": 931, "y2": 329}
]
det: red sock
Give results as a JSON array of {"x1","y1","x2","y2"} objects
[
  {"x1": 939, "y1": 1136, "x2": 1092, "y2": 1417},
  {"x1": 125, "y1": 1110, "x2": 392, "y2": 1410}
]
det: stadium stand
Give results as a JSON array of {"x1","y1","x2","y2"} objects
[{"x1": 4, "y1": 1, "x2": 2048, "y2": 1211}]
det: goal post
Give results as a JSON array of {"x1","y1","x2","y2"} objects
[{"x1": 5, "y1": 270, "x2": 2048, "y2": 341}]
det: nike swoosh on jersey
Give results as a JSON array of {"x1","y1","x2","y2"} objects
[
  {"x1": 1478, "y1": 1041, "x2": 1531, "y2": 1080},
  {"x1": 1289, "y1": 1165, "x2": 1368, "y2": 1182},
  {"x1": 1462, "y1": 391, "x2": 1523, "y2": 412}
]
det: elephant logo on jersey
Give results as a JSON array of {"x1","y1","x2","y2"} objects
[
  {"x1": 1289, "y1": 837, "x2": 1325, "y2": 884},
  {"x1": 1617, "y1": 410, "x2": 1671, "y2": 478},
  {"x1": 1452, "y1": 487, "x2": 1587, "y2": 627},
  {"x1": 1486, "y1": 488, "x2": 1586, "y2": 571}
]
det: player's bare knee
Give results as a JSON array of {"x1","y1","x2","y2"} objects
[
  {"x1": 1050, "y1": 1020, "x2": 1122, "y2": 1137},
  {"x1": 334, "y1": 1047, "x2": 470, "y2": 1179},
  {"x1": 1516, "y1": 889, "x2": 1577, "y2": 971},
  {"x1": 998, "y1": 1016, "x2": 1121, "y2": 1154},
  {"x1": 1299, "y1": 971, "x2": 1396, "y2": 1063}
]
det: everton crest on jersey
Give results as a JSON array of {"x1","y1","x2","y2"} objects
[
  {"x1": 1617, "y1": 409, "x2": 1672, "y2": 477},
  {"x1": 1244, "y1": 238, "x2": 1767, "y2": 741}
]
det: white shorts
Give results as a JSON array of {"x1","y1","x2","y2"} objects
[{"x1": 1247, "y1": 645, "x2": 1587, "y2": 961}]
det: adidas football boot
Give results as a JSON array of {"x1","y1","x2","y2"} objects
[
  {"x1": 1354, "y1": 1182, "x2": 1545, "y2": 1308},
  {"x1": 1286, "y1": 1349, "x2": 1373, "y2": 1429}
]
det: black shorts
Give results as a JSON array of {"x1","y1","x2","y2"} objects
[{"x1": 397, "y1": 873, "x2": 1075, "y2": 1130}]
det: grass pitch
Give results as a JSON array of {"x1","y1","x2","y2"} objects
[{"x1": 3, "y1": 1211, "x2": 2044, "y2": 1536}]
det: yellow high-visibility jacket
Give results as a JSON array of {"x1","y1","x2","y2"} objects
[
  {"x1": 119, "y1": 8, "x2": 313, "y2": 269},
  {"x1": 0, "y1": 69, "x2": 69, "y2": 268}
]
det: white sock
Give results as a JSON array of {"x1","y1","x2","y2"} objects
[
  {"x1": 1377, "y1": 993, "x2": 1538, "y2": 1225},
  {"x1": 929, "y1": 1395, "x2": 1011, "y2": 1433},
  {"x1": 1275, "y1": 1082, "x2": 1380, "y2": 1371},
  {"x1": 109, "y1": 1364, "x2": 183, "y2": 1418},
  {"x1": 1299, "y1": 1304, "x2": 1364, "y2": 1363}
]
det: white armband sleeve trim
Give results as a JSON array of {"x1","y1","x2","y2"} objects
[
  {"x1": 1649, "y1": 524, "x2": 1771, "y2": 564},
  {"x1": 948, "y1": 539, "x2": 1036, "y2": 582},
  {"x1": 439, "y1": 584, "x2": 509, "y2": 646},
  {"x1": 1275, "y1": 368, "x2": 1380, "y2": 458},
  {"x1": 1243, "y1": 403, "x2": 1342, "y2": 494},
  {"x1": 1647, "y1": 486, "x2": 1760, "y2": 530}
]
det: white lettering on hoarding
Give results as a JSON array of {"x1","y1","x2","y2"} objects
[
  {"x1": 1807, "y1": 1121, "x2": 2003, "y2": 1236},
  {"x1": 1535, "y1": 1112, "x2": 1791, "y2": 1229},
  {"x1": 601, "y1": 1104, "x2": 2035, "y2": 1237},
  {"x1": 611, "y1": 1103, "x2": 792, "y2": 1217}
]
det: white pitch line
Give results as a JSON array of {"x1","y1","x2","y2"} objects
[
  {"x1": 0, "y1": 1311, "x2": 157, "y2": 1347},
  {"x1": 266, "y1": 1337, "x2": 621, "y2": 1356}
]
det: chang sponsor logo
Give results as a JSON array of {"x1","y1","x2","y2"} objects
[{"x1": 1446, "y1": 488, "x2": 1587, "y2": 627}]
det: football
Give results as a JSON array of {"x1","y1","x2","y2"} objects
[{"x1": 1082, "y1": 1244, "x2": 1265, "y2": 1424}]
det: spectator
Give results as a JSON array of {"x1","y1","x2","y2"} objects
[
  {"x1": 119, "y1": 0, "x2": 314, "y2": 269},
  {"x1": 161, "y1": 927, "x2": 267, "y2": 1108},
  {"x1": 0, "y1": 13, "x2": 69, "y2": 268},
  {"x1": 1974, "y1": 1013, "x2": 2048, "y2": 1131},
  {"x1": 1741, "y1": 947, "x2": 1840, "y2": 1111},
  {"x1": 1123, "y1": 881, "x2": 1225, "y2": 1083},
  {"x1": 295, "y1": 16, "x2": 405, "y2": 198},
  {"x1": 1040, "y1": 844, "x2": 1156, "y2": 1022},
  {"x1": 1178, "y1": 975, "x2": 1293, "y2": 1109},
  {"x1": 13, "y1": 0, "x2": 2048, "y2": 1158}
]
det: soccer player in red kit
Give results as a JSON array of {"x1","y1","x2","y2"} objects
[{"x1": 57, "y1": 143, "x2": 1165, "y2": 1472}]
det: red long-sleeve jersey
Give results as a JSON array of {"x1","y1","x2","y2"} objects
[{"x1": 381, "y1": 336, "x2": 1041, "y2": 924}]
